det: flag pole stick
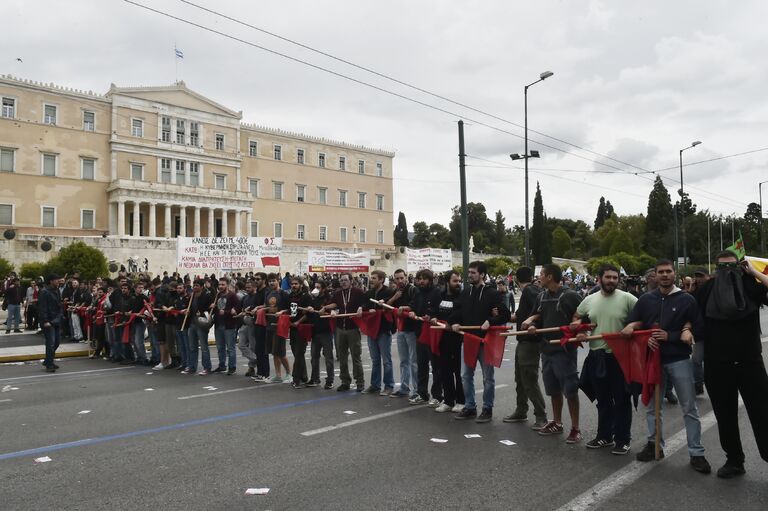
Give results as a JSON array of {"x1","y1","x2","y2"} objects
[{"x1": 654, "y1": 384, "x2": 662, "y2": 460}]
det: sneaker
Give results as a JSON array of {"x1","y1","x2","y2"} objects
[
  {"x1": 244, "y1": 368, "x2": 255, "y2": 377},
  {"x1": 427, "y1": 398, "x2": 441, "y2": 408},
  {"x1": 537, "y1": 421, "x2": 564, "y2": 436},
  {"x1": 565, "y1": 428, "x2": 582, "y2": 444},
  {"x1": 454, "y1": 408, "x2": 477, "y2": 420},
  {"x1": 611, "y1": 443, "x2": 631, "y2": 455},
  {"x1": 435, "y1": 403, "x2": 453, "y2": 413},
  {"x1": 716, "y1": 462, "x2": 746, "y2": 479},
  {"x1": 586, "y1": 438, "x2": 616, "y2": 449},
  {"x1": 226, "y1": 368, "x2": 236, "y2": 375},
  {"x1": 379, "y1": 387, "x2": 394, "y2": 396},
  {"x1": 476, "y1": 408, "x2": 493, "y2": 423},
  {"x1": 690, "y1": 456, "x2": 711, "y2": 474},
  {"x1": 409, "y1": 396, "x2": 426, "y2": 405},
  {"x1": 292, "y1": 381, "x2": 305, "y2": 389},
  {"x1": 502, "y1": 411, "x2": 528, "y2": 423},
  {"x1": 180, "y1": 368, "x2": 192, "y2": 375},
  {"x1": 197, "y1": 369, "x2": 210, "y2": 376},
  {"x1": 361, "y1": 386, "x2": 379, "y2": 394},
  {"x1": 268, "y1": 375, "x2": 283, "y2": 384},
  {"x1": 212, "y1": 367, "x2": 225, "y2": 373},
  {"x1": 636, "y1": 441, "x2": 664, "y2": 462},
  {"x1": 152, "y1": 363, "x2": 166, "y2": 370},
  {"x1": 356, "y1": 384, "x2": 365, "y2": 393},
  {"x1": 323, "y1": 382, "x2": 334, "y2": 390},
  {"x1": 305, "y1": 380, "x2": 320, "y2": 387},
  {"x1": 451, "y1": 404, "x2": 465, "y2": 413},
  {"x1": 531, "y1": 418, "x2": 548, "y2": 431},
  {"x1": 284, "y1": 375, "x2": 293, "y2": 384},
  {"x1": 389, "y1": 390, "x2": 409, "y2": 398},
  {"x1": 336, "y1": 384, "x2": 351, "y2": 392}
]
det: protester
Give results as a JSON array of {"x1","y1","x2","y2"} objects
[
  {"x1": 409, "y1": 269, "x2": 443, "y2": 406},
  {"x1": 186, "y1": 279, "x2": 213, "y2": 375},
  {"x1": 363, "y1": 270, "x2": 395, "y2": 395},
  {"x1": 287, "y1": 276, "x2": 311, "y2": 388},
  {"x1": 306, "y1": 279, "x2": 335, "y2": 389},
  {"x1": 265, "y1": 273, "x2": 291, "y2": 383},
  {"x1": 432, "y1": 270, "x2": 464, "y2": 413},
  {"x1": 238, "y1": 279, "x2": 260, "y2": 377},
  {"x1": 388, "y1": 269, "x2": 419, "y2": 398},
  {"x1": 327, "y1": 273, "x2": 366, "y2": 392},
  {"x1": 212, "y1": 277, "x2": 241, "y2": 375},
  {"x1": 690, "y1": 267, "x2": 710, "y2": 395},
  {"x1": 3, "y1": 277, "x2": 22, "y2": 333},
  {"x1": 38, "y1": 274, "x2": 64, "y2": 372}
]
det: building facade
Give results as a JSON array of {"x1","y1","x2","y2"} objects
[{"x1": 0, "y1": 75, "x2": 395, "y2": 252}]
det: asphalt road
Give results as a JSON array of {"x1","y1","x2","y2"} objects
[{"x1": 1, "y1": 312, "x2": 767, "y2": 510}]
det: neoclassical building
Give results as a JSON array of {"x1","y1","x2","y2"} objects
[{"x1": 0, "y1": 75, "x2": 395, "y2": 249}]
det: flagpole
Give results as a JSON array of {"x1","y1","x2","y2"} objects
[{"x1": 174, "y1": 43, "x2": 178, "y2": 83}]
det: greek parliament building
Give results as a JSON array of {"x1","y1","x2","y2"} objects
[{"x1": 0, "y1": 74, "x2": 395, "y2": 272}]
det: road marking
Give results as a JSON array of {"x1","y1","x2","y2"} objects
[
  {"x1": 0, "y1": 399, "x2": 12, "y2": 403},
  {"x1": 0, "y1": 367, "x2": 133, "y2": 383},
  {"x1": 300, "y1": 384, "x2": 509, "y2": 437},
  {"x1": 554, "y1": 403, "x2": 728, "y2": 511},
  {"x1": 0, "y1": 393, "x2": 356, "y2": 462},
  {"x1": 178, "y1": 385, "x2": 265, "y2": 400}
]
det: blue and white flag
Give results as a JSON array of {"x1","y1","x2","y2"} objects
[{"x1": 175, "y1": 48, "x2": 184, "y2": 59}]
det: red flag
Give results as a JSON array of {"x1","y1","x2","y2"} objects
[
  {"x1": 261, "y1": 256, "x2": 280, "y2": 267},
  {"x1": 255, "y1": 308, "x2": 267, "y2": 326},
  {"x1": 559, "y1": 323, "x2": 591, "y2": 347},
  {"x1": 352, "y1": 310, "x2": 383, "y2": 338},
  {"x1": 297, "y1": 323, "x2": 313, "y2": 342},
  {"x1": 463, "y1": 332, "x2": 483, "y2": 369},
  {"x1": 395, "y1": 306, "x2": 411, "y2": 332},
  {"x1": 602, "y1": 330, "x2": 660, "y2": 406},
  {"x1": 429, "y1": 327, "x2": 443, "y2": 356},
  {"x1": 481, "y1": 326, "x2": 509, "y2": 368},
  {"x1": 120, "y1": 313, "x2": 137, "y2": 344},
  {"x1": 276, "y1": 314, "x2": 291, "y2": 339}
]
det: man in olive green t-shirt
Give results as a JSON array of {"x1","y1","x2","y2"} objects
[{"x1": 571, "y1": 264, "x2": 637, "y2": 455}]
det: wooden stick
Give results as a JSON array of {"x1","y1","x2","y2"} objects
[
  {"x1": 548, "y1": 334, "x2": 604, "y2": 344},
  {"x1": 370, "y1": 298, "x2": 396, "y2": 310},
  {"x1": 654, "y1": 385, "x2": 662, "y2": 460},
  {"x1": 180, "y1": 294, "x2": 193, "y2": 330},
  {"x1": 319, "y1": 312, "x2": 361, "y2": 319}
]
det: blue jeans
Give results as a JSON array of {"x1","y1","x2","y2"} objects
[
  {"x1": 112, "y1": 324, "x2": 126, "y2": 360},
  {"x1": 147, "y1": 323, "x2": 160, "y2": 362},
  {"x1": 187, "y1": 324, "x2": 212, "y2": 372},
  {"x1": 462, "y1": 343, "x2": 495, "y2": 410},
  {"x1": 176, "y1": 329, "x2": 190, "y2": 368},
  {"x1": 214, "y1": 325, "x2": 237, "y2": 370},
  {"x1": 368, "y1": 331, "x2": 394, "y2": 390},
  {"x1": 645, "y1": 358, "x2": 704, "y2": 457},
  {"x1": 42, "y1": 323, "x2": 61, "y2": 367},
  {"x1": 396, "y1": 330, "x2": 418, "y2": 396},
  {"x1": 6, "y1": 304, "x2": 21, "y2": 330},
  {"x1": 132, "y1": 322, "x2": 148, "y2": 362}
]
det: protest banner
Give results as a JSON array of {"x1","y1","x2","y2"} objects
[
  {"x1": 405, "y1": 247, "x2": 452, "y2": 272},
  {"x1": 176, "y1": 237, "x2": 282, "y2": 270},
  {"x1": 307, "y1": 249, "x2": 370, "y2": 272}
]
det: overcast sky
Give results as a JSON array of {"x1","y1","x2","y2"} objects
[{"x1": 5, "y1": 0, "x2": 767, "y2": 230}]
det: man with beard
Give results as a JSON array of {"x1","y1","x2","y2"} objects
[
  {"x1": 251, "y1": 272, "x2": 271, "y2": 382},
  {"x1": 695, "y1": 252, "x2": 768, "y2": 478},
  {"x1": 362, "y1": 270, "x2": 395, "y2": 395},
  {"x1": 388, "y1": 269, "x2": 419, "y2": 398},
  {"x1": 265, "y1": 273, "x2": 291, "y2": 383},
  {"x1": 409, "y1": 269, "x2": 443, "y2": 406},
  {"x1": 288, "y1": 275, "x2": 311, "y2": 388},
  {"x1": 306, "y1": 280, "x2": 335, "y2": 389},
  {"x1": 432, "y1": 270, "x2": 465, "y2": 413},
  {"x1": 238, "y1": 279, "x2": 260, "y2": 377},
  {"x1": 327, "y1": 273, "x2": 366, "y2": 392},
  {"x1": 571, "y1": 264, "x2": 637, "y2": 455},
  {"x1": 186, "y1": 279, "x2": 214, "y2": 375},
  {"x1": 38, "y1": 274, "x2": 64, "y2": 372},
  {"x1": 212, "y1": 277, "x2": 241, "y2": 375}
]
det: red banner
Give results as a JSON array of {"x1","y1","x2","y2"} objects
[
  {"x1": 297, "y1": 323, "x2": 313, "y2": 342},
  {"x1": 353, "y1": 310, "x2": 383, "y2": 338},
  {"x1": 463, "y1": 326, "x2": 508, "y2": 369},
  {"x1": 602, "y1": 330, "x2": 661, "y2": 406},
  {"x1": 276, "y1": 314, "x2": 291, "y2": 339}
]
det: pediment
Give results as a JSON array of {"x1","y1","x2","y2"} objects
[{"x1": 108, "y1": 82, "x2": 241, "y2": 119}]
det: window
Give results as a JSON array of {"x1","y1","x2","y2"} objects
[
  {"x1": 296, "y1": 185, "x2": 306, "y2": 202},
  {"x1": 376, "y1": 162, "x2": 383, "y2": 177},
  {"x1": 297, "y1": 224, "x2": 305, "y2": 240},
  {"x1": 340, "y1": 227, "x2": 348, "y2": 242},
  {"x1": 358, "y1": 159, "x2": 365, "y2": 174},
  {"x1": 339, "y1": 156, "x2": 346, "y2": 171},
  {"x1": 161, "y1": 116, "x2": 171, "y2": 142},
  {"x1": 215, "y1": 174, "x2": 226, "y2": 190},
  {"x1": 175, "y1": 160, "x2": 185, "y2": 185},
  {"x1": 131, "y1": 118, "x2": 143, "y2": 137},
  {"x1": 273, "y1": 182, "x2": 283, "y2": 200},
  {"x1": 83, "y1": 111, "x2": 95, "y2": 131},
  {"x1": 42, "y1": 206, "x2": 55, "y2": 227},
  {"x1": 359, "y1": 228, "x2": 367, "y2": 243},
  {"x1": 42, "y1": 153, "x2": 56, "y2": 176},
  {"x1": 43, "y1": 104, "x2": 57, "y2": 124},
  {"x1": 1, "y1": 97, "x2": 14, "y2": 118},
  {"x1": 160, "y1": 158, "x2": 171, "y2": 183},
  {"x1": 215, "y1": 133, "x2": 224, "y2": 151},
  {"x1": 81, "y1": 158, "x2": 95, "y2": 180},
  {"x1": 0, "y1": 204, "x2": 12, "y2": 225},
  {"x1": 318, "y1": 187, "x2": 327, "y2": 205},
  {"x1": 189, "y1": 162, "x2": 199, "y2": 187},
  {"x1": 319, "y1": 225, "x2": 327, "y2": 241},
  {"x1": 176, "y1": 119, "x2": 185, "y2": 144},
  {"x1": 274, "y1": 144, "x2": 282, "y2": 161},
  {"x1": 318, "y1": 153, "x2": 326, "y2": 168},
  {"x1": 339, "y1": 190, "x2": 347, "y2": 207},
  {"x1": 358, "y1": 192, "x2": 367, "y2": 209},
  {"x1": 376, "y1": 194, "x2": 384, "y2": 211},
  {"x1": 274, "y1": 222, "x2": 283, "y2": 238},
  {"x1": 190, "y1": 122, "x2": 199, "y2": 146},
  {"x1": 0, "y1": 148, "x2": 14, "y2": 172},
  {"x1": 297, "y1": 148, "x2": 305, "y2": 164},
  {"x1": 248, "y1": 179, "x2": 259, "y2": 198},
  {"x1": 131, "y1": 163, "x2": 144, "y2": 181},
  {"x1": 81, "y1": 209, "x2": 95, "y2": 229},
  {"x1": 377, "y1": 230, "x2": 384, "y2": 244},
  {"x1": 249, "y1": 140, "x2": 257, "y2": 157},
  {"x1": 250, "y1": 221, "x2": 259, "y2": 237}
]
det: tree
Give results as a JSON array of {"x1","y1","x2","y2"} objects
[
  {"x1": 644, "y1": 176, "x2": 673, "y2": 259},
  {"x1": 494, "y1": 210, "x2": 506, "y2": 253},
  {"x1": 449, "y1": 202, "x2": 495, "y2": 252},
  {"x1": 551, "y1": 226, "x2": 571, "y2": 257},
  {"x1": 483, "y1": 256, "x2": 517, "y2": 277},
  {"x1": 531, "y1": 182, "x2": 551, "y2": 264},
  {"x1": 609, "y1": 230, "x2": 634, "y2": 255},
  {"x1": 0, "y1": 256, "x2": 13, "y2": 280},
  {"x1": 19, "y1": 262, "x2": 48, "y2": 280},
  {"x1": 394, "y1": 211, "x2": 409, "y2": 246},
  {"x1": 605, "y1": 200, "x2": 615, "y2": 218},
  {"x1": 743, "y1": 202, "x2": 762, "y2": 254},
  {"x1": 594, "y1": 196, "x2": 607, "y2": 230},
  {"x1": 45, "y1": 241, "x2": 108, "y2": 281}
]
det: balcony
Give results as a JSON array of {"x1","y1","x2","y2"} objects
[{"x1": 107, "y1": 178, "x2": 252, "y2": 206}]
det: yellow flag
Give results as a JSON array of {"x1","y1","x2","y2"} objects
[{"x1": 745, "y1": 256, "x2": 768, "y2": 276}]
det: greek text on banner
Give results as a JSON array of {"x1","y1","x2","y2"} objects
[{"x1": 176, "y1": 237, "x2": 282, "y2": 270}]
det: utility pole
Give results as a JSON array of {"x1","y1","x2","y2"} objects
[{"x1": 458, "y1": 120, "x2": 469, "y2": 285}]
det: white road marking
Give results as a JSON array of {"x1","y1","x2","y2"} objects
[
  {"x1": 178, "y1": 385, "x2": 264, "y2": 400},
  {"x1": 0, "y1": 398, "x2": 12, "y2": 403},
  {"x1": 300, "y1": 384, "x2": 509, "y2": 436},
  {"x1": 0, "y1": 367, "x2": 133, "y2": 383}
]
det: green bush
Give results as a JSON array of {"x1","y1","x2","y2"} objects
[
  {"x1": 19, "y1": 262, "x2": 48, "y2": 280},
  {"x1": 45, "y1": 241, "x2": 108, "y2": 281},
  {"x1": 0, "y1": 256, "x2": 13, "y2": 280},
  {"x1": 483, "y1": 256, "x2": 518, "y2": 277}
]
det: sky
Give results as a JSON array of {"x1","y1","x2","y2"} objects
[{"x1": 4, "y1": 0, "x2": 768, "y2": 231}]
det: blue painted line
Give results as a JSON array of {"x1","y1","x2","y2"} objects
[{"x1": 0, "y1": 393, "x2": 355, "y2": 461}]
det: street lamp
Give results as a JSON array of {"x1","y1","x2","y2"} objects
[
  {"x1": 678, "y1": 140, "x2": 701, "y2": 270},
  {"x1": 760, "y1": 180, "x2": 768, "y2": 254},
  {"x1": 511, "y1": 70, "x2": 554, "y2": 267}
]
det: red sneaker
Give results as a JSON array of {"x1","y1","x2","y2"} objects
[
  {"x1": 566, "y1": 428, "x2": 583, "y2": 444},
  {"x1": 537, "y1": 421, "x2": 564, "y2": 436}
]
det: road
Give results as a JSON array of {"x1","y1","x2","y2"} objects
[{"x1": 0, "y1": 310, "x2": 766, "y2": 510}]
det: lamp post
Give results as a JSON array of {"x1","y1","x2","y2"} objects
[
  {"x1": 760, "y1": 180, "x2": 768, "y2": 254},
  {"x1": 511, "y1": 70, "x2": 553, "y2": 267},
  {"x1": 678, "y1": 140, "x2": 701, "y2": 271}
]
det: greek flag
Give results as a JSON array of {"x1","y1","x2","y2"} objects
[{"x1": 175, "y1": 48, "x2": 184, "y2": 59}]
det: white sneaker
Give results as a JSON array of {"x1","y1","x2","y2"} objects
[
  {"x1": 427, "y1": 398, "x2": 441, "y2": 408},
  {"x1": 268, "y1": 375, "x2": 283, "y2": 384},
  {"x1": 435, "y1": 403, "x2": 452, "y2": 413},
  {"x1": 451, "y1": 404, "x2": 464, "y2": 413},
  {"x1": 152, "y1": 363, "x2": 165, "y2": 370},
  {"x1": 284, "y1": 375, "x2": 293, "y2": 384}
]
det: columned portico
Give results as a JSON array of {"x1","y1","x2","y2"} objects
[{"x1": 194, "y1": 207, "x2": 201, "y2": 237}]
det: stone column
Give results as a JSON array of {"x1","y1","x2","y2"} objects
[
  {"x1": 132, "y1": 202, "x2": 140, "y2": 237},
  {"x1": 194, "y1": 206, "x2": 201, "y2": 237},
  {"x1": 221, "y1": 209, "x2": 228, "y2": 237},
  {"x1": 234, "y1": 210, "x2": 242, "y2": 236},
  {"x1": 246, "y1": 211, "x2": 253, "y2": 236},
  {"x1": 148, "y1": 203, "x2": 157, "y2": 237},
  {"x1": 117, "y1": 200, "x2": 125, "y2": 236},
  {"x1": 208, "y1": 208, "x2": 215, "y2": 237},
  {"x1": 164, "y1": 204, "x2": 171, "y2": 238},
  {"x1": 179, "y1": 205, "x2": 187, "y2": 238}
]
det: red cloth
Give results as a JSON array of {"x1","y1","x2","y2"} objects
[
  {"x1": 559, "y1": 323, "x2": 592, "y2": 347},
  {"x1": 603, "y1": 330, "x2": 660, "y2": 406},
  {"x1": 297, "y1": 323, "x2": 313, "y2": 342},
  {"x1": 119, "y1": 313, "x2": 137, "y2": 344},
  {"x1": 261, "y1": 256, "x2": 280, "y2": 267},
  {"x1": 463, "y1": 332, "x2": 483, "y2": 369},
  {"x1": 276, "y1": 314, "x2": 291, "y2": 339},
  {"x1": 352, "y1": 310, "x2": 383, "y2": 338},
  {"x1": 482, "y1": 326, "x2": 509, "y2": 368},
  {"x1": 255, "y1": 308, "x2": 267, "y2": 326},
  {"x1": 395, "y1": 306, "x2": 411, "y2": 332}
]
